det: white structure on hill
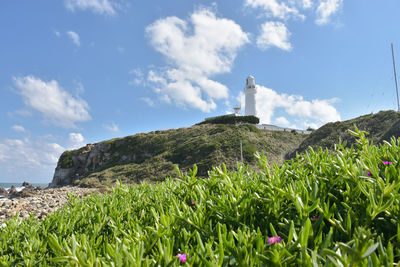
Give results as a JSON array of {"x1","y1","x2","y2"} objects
[
  {"x1": 244, "y1": 75, "x2": 257, "y2": 116},
  {"x1": 207, "y1": 75, "x2": 311, "y2": 134},
  {"x1": 256, "y1": 124, "x2": 311, "y2": 134},
  {"x1": 233, "y1": 104, "x2": 241, "y2": 116}
]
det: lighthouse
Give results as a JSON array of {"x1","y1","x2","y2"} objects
[{"x1": 244, "y1": 75, "x2": 257, "y2": 116}]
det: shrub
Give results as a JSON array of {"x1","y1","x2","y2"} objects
[
  {"x1": 199, "y1": 114, "x2": 260, "y2": 125},
  {"x1": 242, "y1": 143, "x2": 257, "y2": 161}
]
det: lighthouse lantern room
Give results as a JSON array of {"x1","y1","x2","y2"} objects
[{"x1": 244, "y1": 75, "x2": 257, "y2": 116}]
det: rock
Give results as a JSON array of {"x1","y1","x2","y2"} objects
[
  {"x1": 49, "y1": 167, "x2": 76, "y2": 188},
  {"x1": 22, "y1": 182, "x2": 34, "y2": 189},
  {"x1": 8, "y1": 186, "x2": 18, "y2": 198},
  {"x1": 0, "y1": 186, "x2": 100, "y2": 223},
  {"x1": 8, "y1": 210, "x2": 17, "y2": 217},
  {"x1": 2, "y1": 200, "x2": 11, "y2": 207},
  {"x1": 49, "y1": 139, "x2": 127, "y2": 187},
  {"x1": 18, "y1": 188, "x2": 36, "y2": 198},
  {"x1": 0, "y1": 188, "x2": 8, "y2": 198}
]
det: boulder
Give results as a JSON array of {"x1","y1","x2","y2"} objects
[
  {"x1": 8, "y1": 186, "x2": 18, "y2": 198},
  {"x1": 22, "y1": 182, "x2": 34, "y2": 189},
  {"x1": 0, "y1": 188, "x2": 8, "y2": 198},
  {"x1": 18, "y1": 188, "x2": 36, "y2": 198}
]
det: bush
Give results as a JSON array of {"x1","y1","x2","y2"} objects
[
  {"x1": 199, "y1": 114, "x2": 260, "y2": 125},
  {"x1": 242, "y1": 143, "x2": 257, "y2": 161}
]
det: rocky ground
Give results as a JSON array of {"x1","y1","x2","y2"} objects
[{"x1": 0, "y1": 185, "x2": 105, "y2": 222}]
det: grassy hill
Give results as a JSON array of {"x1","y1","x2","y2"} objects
[
  {"x1": 54, "y1": 124, "x2": 307, "y2": 187},
  {"x1": 286, "y1": 110, "x2": 400, "y2": 159},
  {"x1": 53, "y1": 110, "x2": 400, "y2": 188}
]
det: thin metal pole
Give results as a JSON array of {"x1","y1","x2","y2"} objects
[{"x1": 391, "y1": 43, "x2": 400, "y2": 112}]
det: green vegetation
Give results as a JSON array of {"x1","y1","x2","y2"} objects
[
  {"x1": 198, "y1": 114, "x2": 260, "y2": 125},
  {"x1": 59, "y1": 146, "x2": 88, "y2": 169},
  {"x1": 55, "y1": 110, "x2": 400, "y2": 187},
  {"x1": 75, "y1": 157, "x2": 176, "y2": 188},
  {"x1": 59, "y1": 151, "x2": 74, "y2": 169},
  {"x1": 1, "y1": 128, "x2": 400, "y2": 265},
  {"x1": 289, "y1": 110, "x2": 400, "y2": 158},
  {"x1": 72, "y1": 124, "x2": 305, "y2": 187}
]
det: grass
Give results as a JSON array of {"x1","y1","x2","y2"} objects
[{"x1": 1, "y1": 128, "x2": 399, "y2": 266}]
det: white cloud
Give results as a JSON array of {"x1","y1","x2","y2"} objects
[
  {"x1": 129, "y1": 68, "x2": 145, "y2": 86},
  {"x1": 257, "y1": 21, "x2": 292, "y2": 51},
  {"x1": 11, "y1": 125, "x2": 26, "y2": 133},
  {"x1": 67, "y1": 31, "x2": 80, "y2": 47},
  {"x1": 64, "y1": 0, "x2": 119, "y2": 16},
  {"x1": 0, "y1": 137, "x2": 65, "y2": 182},
  {"x1": 316, "y1": 0, "x2": 343, "y2": 25},
  {"x1": 245, "y1": 0, "x2": 343, "y2": 23},
  {"x1": 141, "y1": 97, "x2": 155, "y2": 107},
  {"x1": 245, "y1": 0, "x2": 343, "y2": 53},
  {"x1": 146, "y1": 8, "x2": 249, "y2": 112},
  {"x1": 14, "y1": 76, "x2": 91, "y2": 128},
  {"x1": 245, "y1": 0, "x2": 304, "y2": 20},
  {"x1": 275, "y1": 116, "x2": 290, "y2": 126},
  {"x1": 301, "y1": 0, "x2": 313, "y2": 9},
  {"x1": 54, "y1": 30, "x2": 61, "y2": 37},
  {"x1": 240, "y1": 84, "x2": 340, "y2": 128},
  {"x1": 68, "y1": 133, "x2": 86, "y2": 149},
  {"x1": 103, "y1": 123, "x2": 120, "y2": 133},
  {"x1": 302, "y1": 121, "x2": 319, "y2": 130}
]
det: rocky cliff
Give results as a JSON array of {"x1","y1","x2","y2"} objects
[{"x1": 50, "y1": 124, "x2": 307, "y2": 187}]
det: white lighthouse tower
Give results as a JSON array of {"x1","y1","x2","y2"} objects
[{"x1": 244, "y1": 75, "x2": 257, "y2": 116}]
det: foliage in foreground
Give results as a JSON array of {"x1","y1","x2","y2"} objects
[{"x1": 1, "y1": 129, "x2": 400, "y2": 266}]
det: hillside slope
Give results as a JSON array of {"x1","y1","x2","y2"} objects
[
  {"x1": 50, "y1": 124, "x2": 306, "y2": 187},
  {"x1": 287, "y1": 110, "x2": 400, "y2": 158}
]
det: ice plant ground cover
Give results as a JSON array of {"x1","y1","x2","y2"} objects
[{"x1": 0, "y1": 128, "x2": 399, "y2": 266}]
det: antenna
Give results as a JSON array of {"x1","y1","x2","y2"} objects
[{"x1": 391, "y1": 43, "x2": 400, "y2": 112}]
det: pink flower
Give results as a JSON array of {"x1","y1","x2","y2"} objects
[
  {"x1": 191, "y1": 200, "x2": 195, "y2": 205},
  {"x1": 268, "y1": 236, "x2": 281, "y2": 244},
  {"x1": 177, "y1": 253, "x2": 187, "y2": 263},
  {"x1": 383, "y1": 161, "x2": 392, "y2": 165},
  {"x1": 312, "y1": 215, "x2": 318, "y2": 220},
  {"x1": 367, "y1": 171, "x2": 372, "y2": 176}
]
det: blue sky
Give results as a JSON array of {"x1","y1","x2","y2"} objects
[{"x1": 1, "y1": 0, "x2": 399, "y2": 183}]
